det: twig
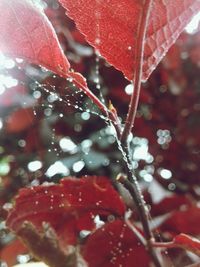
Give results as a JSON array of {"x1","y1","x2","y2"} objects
[
  {"x1": 115, "y1": 0, "x2": 162, "y2": 266},
  {"x1": 117, "y1": 174, "x2": 161, "y2": 267},
  {"x1": 125, "y1": 216, "x2": 147, "y2": 246},
  {"x1": 121, "y1": 0, "x2": 152, "y2": 143}
]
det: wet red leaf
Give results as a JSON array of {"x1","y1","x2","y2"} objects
[
  {"x1": 6, "y1": 176, "x2": 125, "y2": 246},
  {"x1": 0, "y1": 0, "x2": 69, "y2": 77},
  {"x1": 0, "y1": 0, "x2": 88, "y2": 91},
  {"x1": 83, "y1": 220, "x2": 150, "y2": 267},
  {"x1": 59, "y1": 0, "x2": 200, "y2": 81}
]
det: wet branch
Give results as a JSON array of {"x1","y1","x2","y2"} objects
[{"x1": 117, "y1": 0, "x2": 162, "y2": 266}]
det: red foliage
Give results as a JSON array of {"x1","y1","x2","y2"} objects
[
  {"x1": 0, "y1": 0, "x2": 200, "y2": 266},
  {"x1": 161, "y1": 206, "x2": 200, "y2": 236},
  {"x1": 0, "y1": 0, "x2": 69, "y2": 77},
  {"x1": 59, "y1": 0, "x2": 200, "y2": 81},
  {"x1": 83, "y1": 220, "x2": 150, "y2": 267},
  {"x1": 0, "y1": 0, "x2": 87, "y2": 91},
  {"x1": 7, "y1": 177, "x2": 125, "y2": 246},
  {"x1": 151, "y1": 194, "x2": 191, "y2": 217}
]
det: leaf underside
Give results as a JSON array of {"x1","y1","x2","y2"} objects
[
  {"x1": 0, "y1": 0, "x2": 69, "y2": 77},
  {"x1": 59, "y1": 0, "x2": 200, "y2": 81}
]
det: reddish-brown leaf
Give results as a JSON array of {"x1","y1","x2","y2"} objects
[
  {"x1": 83, "y1": 220, "x2": 150, "y2": 267},
  {"x1": 0, "y1": 0, "x2": 69, "y2": 77},
  {"x1": 59, "y1": 0, "x2": 200, "y2": 81},
  {"x1": 6, "y1": 176, "x2": 125, "y2": 246}
]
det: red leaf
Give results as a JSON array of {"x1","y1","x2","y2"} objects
[
  {"x1": 173, "y1": 234, "x2": 200, "y2": 256},
  {"x1": 0, "y1": 0, "x2": 88, "y2": 92},
  {"x1": 6, "y1": 176, "x2": 125, "y2": 246},
  {"x1": 0, "y1": 0, "x2": 69, "y2": 77},
  {"x1": 151, "y1": 194, "x2": 191, "y2": 217},
  {"x1": 59, "y1": 0, "x2": 200, "y2": 81},
  {"x1": 83, "y1": 220, "x2": 150, "y2": 267},
  {"x1": 161, "y1": 206, "x2": 200, "y2": 236}
]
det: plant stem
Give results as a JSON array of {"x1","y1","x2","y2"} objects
[
  {"x1": 118, "y1": 172, "x2": 161, "y2": 267},
  {"x1": 151, "y1": 241, "x2": 176, "y2": 249},
  {"x1": 125, "y1": 217, "x2": 146, "y2": 246},
  {"x1": 121, "y1": 0, "x2": 152, "y2": 143},
  {"x1": 118, "y1": 0, "x2": 162, "y2": 266}
]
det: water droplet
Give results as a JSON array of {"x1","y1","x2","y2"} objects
[{"x1": 95, "y1": 38, "x2": 101, "y2": 45}]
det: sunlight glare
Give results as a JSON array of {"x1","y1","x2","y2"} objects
[{"x1": 185, "y1": 11, "x2": 200, "y2": 34}]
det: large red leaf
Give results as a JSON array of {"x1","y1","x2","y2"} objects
[
  {"x1": 0, "y1": 0, "x2": 69, "y2": 77},
  {"x1": 6, "y1": 176, "x2": 125, "y2": 246},
  {"x1": 0, "y1": 0, "x2": 88, "y2": 93},
  {"x1": 83, "y1": 220, "x2": 150, "y2": 267},
  {"x1": 59, "y1": 0, "x2": 200, "y2": 81}
]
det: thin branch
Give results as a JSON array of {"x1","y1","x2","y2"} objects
[
  {"x1": 118, "y1": 173, "x2": 161, "y2": 267},
  {"x1": 117, "y1": 174, "x2": 153, "y2": 241},
  {"x1": 125, "y1": 217, "x2": 147, "y2": 246},
  {"x1": 116, "y1": 1, "x2": 162, "y2": 266},
  {"x1": 151, "y1": 241, "x2": 176, "y2": 249},
  {"x1": 121, "y1": 0, "x2": 152, "y2": 143}
]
